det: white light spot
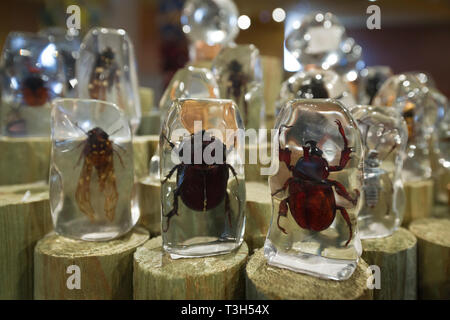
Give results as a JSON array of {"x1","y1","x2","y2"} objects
[
  {"x1": 315, "y1": 13, "x2": 324, "y2": 22},
  {"x1": 182, "y1": 25, "x2": 191, "y2": 34},
  {"x1": 272, "y1": 8, "x2": 286, "y2": 23},
  {"x1": 346, "y1": 70, "x2": 358, "y2": 82},
  {"x1": 292, "y1": 20, "x2": 301, "y2": 29},
  {"x1": 238, "y1": 15, "x2": 251, "y2": 30}
]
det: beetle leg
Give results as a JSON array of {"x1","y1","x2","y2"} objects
[
  {"x1": 226, "y1": 164, "x2": 239, "y2": 185},
  {"x1": 278, "y1": 125, "x2": 294, "y2": 170},
  {"x1": 328, "y1": 179, "x2": 360, "y2": 206},
  {"x1": 163, "y1": 185, "x2": 181, "y2": 232},
  {"x1": 277, "y1": 198, "x2": 289, "y2": 234},
  {"x1": 336, "y1": 206, "x2": 352, "y2": 246},
  {"x1": 272, "y1": 177, "x2": 292, "y2": 197},
  {"x1": 162, "y1": 164, "x2": 181, "y2": 184},
  {"x1": 329, "y1": 119, "x2": 353, "y2": 172},
  {"x1": 225, "y1": 192, "x2": 232, "y2": 227}
]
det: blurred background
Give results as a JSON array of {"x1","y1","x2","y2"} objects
[{"x1": 1, "y1": 0, "x2": 449, "y2": 102}]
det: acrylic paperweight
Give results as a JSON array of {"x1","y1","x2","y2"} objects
[
  {"x1": 50, "y1": 98, "x2": 139, "y2": 241},
  {"x1": 264, "y1": 99, "x2": 363, "y2": 280},
  {"x1": 357, "y1": 66, "x2": 393, "y2": 105},
  {"x1": 76, "y1": 27, "x2": 141, "y2": 133},
  {"x1": 285, "y1": 12, "x2": 346, "y2": 69},
  {"x1": 150, "y1": 66, "x2": 220, "y2": 181},
  {"x1": 275, "y1": 68, "x2": 356, "y2": 115},
  {"x1": 39, "y1": 27, "x2": 80, "y2": 96},
  {"x1": 181, "y1": 0, "x2": 239, "y2": 62},
  {"x1": 160, "y1": 98, "x2": 245, "y2": 258},
  {"x1": 0, "y1": 31, "x2": 66, "y2": 136},
  {"x1": 212, "y1": 43, "x2": 265, "y2": 129},
  {"x1": 373, "y1": 74, "x2": 438, "y2": 182},
  {"x1": 352, "y1": 105, "x2": 408, "y2": 239}
]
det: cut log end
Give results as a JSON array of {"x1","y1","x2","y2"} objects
[
  {"x1": 246, "y1": 249, "x2": 373, "y2": 300},
  {"x1": 133, "y1": 237, "x2": 248, "y2": 300}
]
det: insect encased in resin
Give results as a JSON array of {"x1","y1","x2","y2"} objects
[
  {"x1": 50, "y1": 98, "x2": 139, "y2": 241},
  {"x1": 264, "y1": 99, "x2": 363, "y2": 280},
  {"x1": 352, "y1": 105, "x2": 408, "y2": 239},
  {"x1": 160, "y1": 98, "x2": 246, "y2": 258}
]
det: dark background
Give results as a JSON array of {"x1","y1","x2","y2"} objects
[{"x1": 1, "y1": 0, "x2": 449, "y2": 101}]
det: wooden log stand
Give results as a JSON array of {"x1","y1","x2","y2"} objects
[
  {"x1": 137, "y1": 87, "x2": 160, "y2": 136},
  {"x1": 133, "y1": 237, "x2": 248, "y2": 300},
  {"x1": 402, "y1": 179, "x2": 434, "y2": 226},
  {"x1": 131, "y1": 135, "x2": 159, "y2": 179},
  {"x1": 246, "y1": 249, "x2": 373, "y2": 300},
  {"x1": 245, "y1": 182, "x2": 271, "y2": 252},
  {"x1": 409, "y1": 218, "x2": 450, "y2": 299},
  {"x1": 0, "y1": 136, "x2": 51, "y2": 185},
  {"x1": 0, "y1": 182, "x2": 52, "y2": 299},
  {"x1": 137, "y1": 176, "x2": 161, "y2": 236},
  {"x1": 34, "y1": 227, "x2": 149, "y2": 300},
  {"x1": 361, "y1": 227, "x2": 417, "y2": 300}
]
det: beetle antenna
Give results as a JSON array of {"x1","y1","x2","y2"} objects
[
  {"x1": 73, "y1": 121, "x2": 88, "y2": 135},
  {"x1": 108, "y1": 126, "x2": 123, "y2": 136}
]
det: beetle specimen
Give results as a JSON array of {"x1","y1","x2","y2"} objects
[
  {"x1": 161, "y1": 130, "x2": 239, "y2": 232},
  {"x1": 88, "y1": 47, "x2": 123, "y2": 106},
  {"x1": 272, "y1": 120, "x2": 359, "y2": 246},
  {"x1": 225, "y1": 60, "x2": 250, "y2": 125},
  {"x1": 21, "y1": 66, "x2": 49, "y2": 107},
  {"x1": 289, "y1": 76, "x2": 329, "y2": 99},
  {"x1": 74, "y1": 125, "x2": 124, "y2": 222}
]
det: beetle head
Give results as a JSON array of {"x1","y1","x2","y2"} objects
[{"x1": 305, "y1": 140, "x2": 323, "y2": 156}]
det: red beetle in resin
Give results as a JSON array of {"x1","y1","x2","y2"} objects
[
  {"x1": 273, "y1": 120, "x2": 359, "y2": 246},
  {"x1": 161, "y1": 130, "x2": 239, "y2": 232}
]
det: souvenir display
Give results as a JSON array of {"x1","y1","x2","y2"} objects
[
  {"x1": 50, "y1": 98, "x2": 139, "y2": 241},
  {"x1": 265, "y1": 99, "x2": 363, "y2": 280},
  {"x1": 276, "y1": 68, "x2": 356, "y2": 115},
  {"x1": 212, "y1": 43, "x2": 265, "y2": 128},
  {"x1": 160, "y1": 98, "x2": 245, "y2": 258},
  {"x1": 358, "y1": 66, "x2": 393, "y2": 105},
  {"x1": 76, "y1": 27, "x2": 141, "y2": 133},
  {"x1": 181, "y1": 0, "x2": 239, "y2": 62},
  {"x1": 0, "y1": 31, "x2": 66, "y2": 136},
  {"x1": 373, "y1": 74, "x2": 438, "y2": 182},
  {"x1": 352, "y1": 105, "x2": 408, "y2": 238}
]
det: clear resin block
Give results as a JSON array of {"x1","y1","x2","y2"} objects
[
  {"x1": 358, "y1": 66, "x2": 393, "y2": 105},
  {"x1": 285, "y1": 12, "x2": 346, "y2": 69},
  {"x1": 352, "y1": 105, "x2": 408, "y2": 239},
  {"x1": 212, "y1": 44, "x2": 265, "y2": 129},
  {"x1": 50, "y1": 98, "x2": 139, "y2": 241},
  {"x1": 150, "y1": 66, "x2": 220, "y2": 182},
  {"x1": 0, "y1": 31, "x2": 66, "y2": 136},
  {"x1": 76, "y1": 28, "x2": 141, "y2": 133},
  {"x1": 373, "y1": 74, "x2": 438, "y2": 182},
  {"x1": 160, "y1": 98, "x2": 245, "y2": 258},
  {"x1": 275, "y1": 68, "x2": 356, "y2": 116},
  {"x1": 181, "y1": 0, "x2": 239, "y2": 61},
  {"x1": 264, "y1": 99, "x2": 363, "y2": 280},
  {"x1": 39, "y1": 27, "x2": 80, "y2": 96}
]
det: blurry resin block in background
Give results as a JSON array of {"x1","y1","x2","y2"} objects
[{"x1": 351, "y1": 105, "x2": 408, "y2": 239}]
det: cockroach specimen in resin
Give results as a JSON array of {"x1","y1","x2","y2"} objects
[
  {"x1": 161, "y1": 130, "x2": 239, "y2": 232},
  {"x1": 273, "y1": 120, "x2": 359, "y2": 246},
  {"x1": 75, "y1": 126, "x2": 124, "y2": 222},
  {"x1": 88, "y1": 47, "x2": 122, "y2": 104},
  {"x1": 225, "y1": 60, "x2": 250, "y2": 124}
]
